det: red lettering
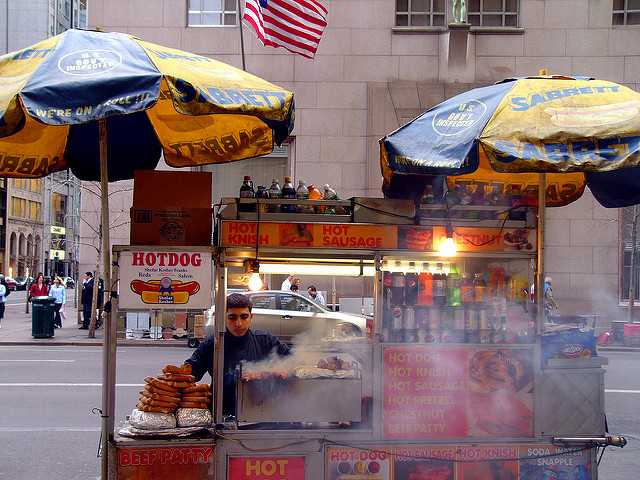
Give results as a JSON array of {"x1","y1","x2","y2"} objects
[
  {"x1": 145, "y1": 253, "x2": 156, "y2": 266},
  {"x1": 119, "y1": 451, "x2": 131, "y2": 466},
  {"x1": 192, "y1": 253, "x2": 202, "y2": 267},
  {"x1": 157, "y1": 252, "x2": 168, "y2": 266},
  {"x1": 168, "y1": 253, "x2": 179, "y2": 266},
  {"x1": 132, "y1": 252, "x2": 144, "y2": 266},
  {"x1": 161, "y1": 449, "x2": 172, "y2": 464},
  {"x1": 180, "y1": 253, "x2": 190, "y2": 266}
]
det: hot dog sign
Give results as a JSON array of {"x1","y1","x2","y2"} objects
[{"x1": 119, "y1": 250, "x2": 213, "y2": 310}]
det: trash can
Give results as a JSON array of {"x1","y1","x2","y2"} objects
[{"x1": 32, "y1": 296, "x2": 55, "y2": 338}]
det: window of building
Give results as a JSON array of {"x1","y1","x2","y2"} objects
[
  {"x1": 468, "y1": 0, "x2": 519, "y2": 27},
  {"x1": 10, "y1": 197, "x2": 26, "y2": 218},
  {"x1": 395, "y1": 0, "x2": 446, "y2": 26},
  {"x1": 622, "y1": 206, "x2": 640, "y2": 301},
  {"x1": 12, "y1": 179, "x2": 27, "y2": 190},
  {"x1": 29, "y1": 201, "x2": 42, "y2": 221},
  {"x1": 30, "y1": 179, "x2": 43, "y2": 193},
  {"x1": 188, "y1": 0, "x2": 238, "y2": 26},
  {"x1": 613, "y1": 0, "x2": 640, "y2": 25},
  {"x1": 51, "y1": 192, "x2": 67, "y2": 226}
]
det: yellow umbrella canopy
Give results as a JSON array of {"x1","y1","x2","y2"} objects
[{"x1": 0, "y1": 29, "x2": 294, "y2": 180}]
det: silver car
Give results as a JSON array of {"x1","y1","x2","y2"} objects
[{"x1": 205, "y1": 290, "x2": 367, "y2": 341}]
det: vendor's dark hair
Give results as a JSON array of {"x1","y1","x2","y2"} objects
[
  {"x1": 227, "y1": 293, "x2": 252, "y2": 311},
  {"x1": 308, "y1": 285, "x2": 317, "y2": 292}
]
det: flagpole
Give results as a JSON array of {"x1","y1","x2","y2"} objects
[{"x1": 238, "y1": 0, "x2": 246, "y2": 70}]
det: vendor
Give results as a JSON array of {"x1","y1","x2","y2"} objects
[{"x1": 184, "y1": 293, "x2": 290, "y2": 417}]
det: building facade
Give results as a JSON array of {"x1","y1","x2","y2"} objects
[
  {"x1": 85, "y1": 0, "x2": 633, "y2": 321},
  {"x1": 1, "y1": 0, "x2": 86, "y2": 278}
]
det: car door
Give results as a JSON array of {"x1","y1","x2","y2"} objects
[
  {"x1": 247, "y1": 293, "x2": 281, "y2": 336},
  {"x1": 278, "y1": 293, "x2": 325, "y2": 339}
]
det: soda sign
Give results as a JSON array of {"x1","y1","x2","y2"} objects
[{"x1": 228, "y1": 456, "x2": 305, "y2": 479}]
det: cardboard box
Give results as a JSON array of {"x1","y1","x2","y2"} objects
[
  {"x1": 130, "y1": 207, "x2": 212, "y2": 246},
  {"x1": 194, "y1": 314, "x2": 206, "y2": 339},
  {"x1": 131, "y1": 170, "x2": 213, "y2": 246}
]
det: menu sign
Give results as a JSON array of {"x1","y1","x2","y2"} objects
[
  {"x1": 118, "y1": 249, "x2": 213, "y2": 310},
  {"x1": 325, "y1": 447, "x2": 391, "y2": 480},
  {"x1": 383, "y1": 346, "x2": 534, "y2": 440},
  {"x1": 228, "y1": 456, "x2": 305, "y2": 479}
]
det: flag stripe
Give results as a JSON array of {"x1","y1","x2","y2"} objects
[
  {"x1": 270, "y1": 0, "x2": 327, "y2": 28},
  {"x1": 243, "y1": 0, "x2": 327, "y2": 58},
  {"x1": 263, "y1": 7, "x2": 324, "y2": 36}
]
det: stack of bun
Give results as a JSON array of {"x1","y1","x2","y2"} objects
[{"x1": 136, "y1": 364, "x2": 210, "y2": 413}]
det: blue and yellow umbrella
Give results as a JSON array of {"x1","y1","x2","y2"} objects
[
  {"x1": 380, "y1": 75, "x2": 640, "y2": 207},
  {"x1": 0, "y1": 29, "x2": 294, "y2": 181}
]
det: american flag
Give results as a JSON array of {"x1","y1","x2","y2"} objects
[{"x1": 243, "y1": 0, "x2": 328, "y2": 58}]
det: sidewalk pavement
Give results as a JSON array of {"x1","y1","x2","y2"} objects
[{"x1": 0, "y1": 300, "x2": 188, "y2": 347}]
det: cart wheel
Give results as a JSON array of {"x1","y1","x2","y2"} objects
[{"x1": 188, "y1": 338, "x2": 200, "y2": 348}]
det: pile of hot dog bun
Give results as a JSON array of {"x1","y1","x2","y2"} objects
[{"x1": 137, "y1": 364, "x2": 211, "y2": 414}]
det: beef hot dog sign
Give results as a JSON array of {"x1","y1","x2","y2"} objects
[{"x1": 119, "y1": 250, "x2": 212, "y2": 309}]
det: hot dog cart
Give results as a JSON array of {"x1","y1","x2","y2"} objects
[{"x1": 107, "y1": 196, "x2": 623, "y2": 480}]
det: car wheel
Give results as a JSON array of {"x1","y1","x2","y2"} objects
[{"x1": 335, "y1": 323, "x2": 361, "y2": 337}]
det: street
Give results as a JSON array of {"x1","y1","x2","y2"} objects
[{"x1": 0, "y1": 345, "x2": 637, "y2": 479}]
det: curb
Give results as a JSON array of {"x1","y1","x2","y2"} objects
[
  {"x1": 599, "y1": 346, "x2": 640, "y2": 353},
  {"x1": 0, "y1": 340, "x2": 190, "y2": 348}
]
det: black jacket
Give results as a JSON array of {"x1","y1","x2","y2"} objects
[{"x1": 185, "y1": 329, "x2": 290, "y2": 417}]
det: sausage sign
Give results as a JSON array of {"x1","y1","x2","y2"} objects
[{"x1": 118, "y1": 249, "x2": 212, "y2": 310}]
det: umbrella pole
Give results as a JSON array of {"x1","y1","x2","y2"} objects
[
  {"x1": 536, "y1": 173, "x2": 546, "y2": 335},
  {"x1": 98, "y1": 118, "x2": 115, "y2": 479}
]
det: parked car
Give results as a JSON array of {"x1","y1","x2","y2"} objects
[
  {"x1": 199, "y1": 290, "x2": 368, "y2": 346},
  {"x1": 64, "y1": 277, "x2": 75, "y2": 289},
  {"x1": 14, "y1": 276, "x2": 32, "y2": 291},
  {"x1": 4, "y1": 277, "x2": 17, "y2": 291}
]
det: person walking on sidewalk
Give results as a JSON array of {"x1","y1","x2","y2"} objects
[
  {"x1": 50, "y1": 277, "x2": 66, "y2": 328},
  {"x1": 0, "y1": 275, "x2": 6, "y2": 329},
  {"x1": 80, "y1": 272, "x2": 95, "y2": 330},
  {"x1": 28, "y1": 273, "x2": 49, "y2": 300}
]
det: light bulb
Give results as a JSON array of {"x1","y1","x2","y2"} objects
[
  {"x1": 248, "y1": 273, "x2": 263, "y2": 291},
  {"x1": 439, "y1": 236, "x2": 457, "y2": 257}
]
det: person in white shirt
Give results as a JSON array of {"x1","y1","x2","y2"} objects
[
  {"x1": 0, "y1": 275, "x2": 6, "y2": 329},
  {"x1": 49, "y1": 276, "x2": 67, "y2": 328},
  {"x1": 307, "y1": 285, "x2": 326, "y2": 306},
  {"x1": 281, "y1": 275, "x2": 294, "y2": 291}
]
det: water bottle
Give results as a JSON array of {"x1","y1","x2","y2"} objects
[{"x1": 268, "y1": 178, "x2": 281, "y2": 213}]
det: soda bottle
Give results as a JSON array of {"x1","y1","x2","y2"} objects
[
  {"x1": 383, "y1": 269, "x2": 393, "y2": 310},
  {"x1": 324, "y1": 184, "x2": 338, "y2": 214},
  {"x1": 473, "y1": 273, "x2": 487, "y2": 303},
  {"x1": 296, "y1": 180, "x2": 313, "y2": 213},
  {"x1": 403, "y1": 307, "x2": 416, "y2": 343},
  {"x1": 391, "y1": 306, "x2": 404, "y2": 342},
  {"x1": 268, "y1": 178, "x2": 282, "y2": 213},
  {"x1": 433, "y1": 263, "x2": 447, "y2": 307},
  {"x1": 281, "y1": 176, "x2": 296, "y2": 213},
  {"x1": 308, "y1": 184, "x2": 324, "y2": 213},
  {"x1": 417, "y1": 262, "x2": 433, "y2": 306},
  {"x1": 446, "y1": 263, "x2": 461, "y2": 307},
  {"x1": 255, "y1": 185, "x2": 269, "y2": 214},
  {"x1": 239, "y1": 175, "x2": 255, "y2": 212},
  {"x1": 391, "y1": 261, "x2": 405, "y2": 305},
  {"x1": 405, "y1": 262, "x2": 419, "y2": 306},
  {"x1": 461, "y1": 273, "x2": 474, "y2": 305}
]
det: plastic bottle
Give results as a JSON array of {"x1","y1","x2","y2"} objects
[
  {"x1": 446, "y1": 263, "x2": 462, "y2": 307},
  {"x1": 255, "y1": 185, "x2": 269, "y2": 214},
  {"x1": 296, "y1": 180, "x2": 312, "y2": 213},
  {"x1": 405, "y1": 262, "x2": 419, "y2": 306},
  {"x1": 281, "y1": 176, "x2": 296, "y2": 213},
  {"x1": 433, "y1": 263, "x2": 447, "y2": 307},
  {"x1": 461, "y1": 273, "x2": 474, "y2": 305},
  {"x1": 473, "y1": 273, "x2": 487, "y2": 304},
  {"x1": 267, "y1": 178, "x2": 281, "y2": 213},
  {"x1": 391, "y1": 261, "x2": 405, "y2": 306},
  {"x1": 308, "y1": 184, "x2": 324, "y2": 213},
  {"x1": 417, "y1": 262, "x2": 433, "y2": 306},
  {"x1": 323, "y1": 184, "x2": 338, "y2": 214},
  {"x1": 239, "y1": 175, "x2": 255, "y2": 212}
]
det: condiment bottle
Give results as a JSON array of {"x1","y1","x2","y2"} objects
[
  {"x1": 239, "y1": 175, "x2": 255, "y2": 212},
  {"x1": 268, "y1": 178, "x2": 281, "y2": 213},
  {"x1": 255, "y1": 185, "x2": 269, "y2": 214},
  {"x1": 281, "y1": 176, "x2": 296, "y2": 213}
]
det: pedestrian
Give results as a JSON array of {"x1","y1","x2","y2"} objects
[
  {"x1": 0, "y1": 275, "x2": 6, "y2": 329},
  {"x1": 50, "y1": 276, "x2": 66, "y2": 329},
  {"x1": 28, "y1": 273, "x2": 48, "y2": 300},
  {"x1": 80, "y1": 271, "x2": 95, "y2": 330},
  {"x1": 290, "y1": 283, "x2": 299, "y2": 293},
  {"x1": 307, "y1": 285, "x2": 326, "y2": 306},
  {"x1": 280, "y1": 274, "x2": 294, "y2": 291},
  {"x1": 544, "y1": 276, "x2": 559, "y2": 319}
]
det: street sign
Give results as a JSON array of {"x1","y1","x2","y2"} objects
[
  {"x1": 50, "y1": 249, "x2": 65, "y2": 260},
  {"x1": 51, "y1": 225, "x2": 66, "y2": 235}
]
